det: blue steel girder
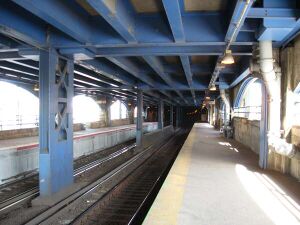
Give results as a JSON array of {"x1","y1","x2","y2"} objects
[
  {"x1": 4, "y1": 56, "x2": 126, "y2": 88},
  {"x1": 95, "y1": 45, "x2": 253, "y2": 57},
  {"x1": 83, "y1": 59, "x2": 137, "y2": 87},
  {"x1": 250, "y1": 1, "x2": 300, "y2": 43},
  {"x1": 247, "y1": 8, "x2": 300, "y2": 19},
  {"x1": 82, "y1": 59, "x2": 173, "y2": 103},
  {"x1": 180, "y1": 56, "x2": 196, "y2": 105},
  {"x1": 4, "y1": 1, "x2": 300, "y2": 48},
  {"x1": 0, "y1": 2, "x2": 45, "y2": 48},
  {"x1": 162, "y1": 0, "x2": 185, "y2": 43},
  {"x1": 2, "y1": 0, "x2": 178, "y2": 103},
  {"x1": 106, "y1": 57, "x2": 179, "y2": 105},
  {"x1": 4, "y1": 0, "x2": 300, "y2": 107},
  {"x1": 0, "y1": 59, "x2": 123, "y2": 89},
  {"x1": 10, "y1": 0, "x2": 257, "y2": 46},
  {"x1": 86, "y1": 0, "x2": 136, "y2": 43},
  {"x1": 11, "y1": 0, "x2": 122, "y2": 45},
  {"x1": 163, "y1": 63, "x2": 237, "y2": 75},
  {"x1": 162, "y1": 0, "x2": 195, "y2": 105},
  {"x1": 143, "y1": 56, "x2": 188, "y2": 105},
  {"x1": 72, "y1": 84, "x2": 206, "y2": 91},
  {"x1": 106, "y1": 57, "x2": 155, "y2": 87}
]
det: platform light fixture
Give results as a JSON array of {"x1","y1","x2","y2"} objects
[
  {"x1": 33, "y1": 84, "x2": 39, "y2": 91},
  {"x1": 209, "y1": 85, "x2": 217, "y2": 91},
  {"x1": 221, "y1": 50, "x2": 235, "y2": 65}
]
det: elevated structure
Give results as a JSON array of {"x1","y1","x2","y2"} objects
[{"x1": 1, "y1": 0, "x2": 300, "y2": 196}]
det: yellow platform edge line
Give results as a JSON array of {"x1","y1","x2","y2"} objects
[{"x1": 142, "y1": 130, "x2": 195, "y2": 225}]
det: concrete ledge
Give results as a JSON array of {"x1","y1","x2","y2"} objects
[
  {"x1": 0, "y1": 123, "x2": 158, "y2": 185},
  {"x1": 0, "y1": 123, "x2": 85, "y2": 140},
  {"x1": 143, "y1": 125, "x2": 174, "y2": 149}
]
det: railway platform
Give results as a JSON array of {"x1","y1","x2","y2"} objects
[{"x1": 143, "y1": 123, "x2": 300, "y2": 225}]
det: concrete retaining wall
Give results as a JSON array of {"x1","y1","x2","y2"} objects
[
  {"x1": 0, "y1": 123, "x2": 158, "y2": 185},
  {"x1": 0, "y1": 123, "x2": 85, "y2": 140},
  {"x1": 142, "y1": 125, "x2": 175, "y2": 148},
  {"x1": 233, "y1": 117, "x2": 260, "y2": 154}
]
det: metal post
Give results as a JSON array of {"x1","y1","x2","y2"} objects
[
  {"x1": 136, "y1": 90, "x2": 143, "y2": 147},
  {"x1": 128, "y1": 102, "x2": 134, "y2": 124},
  {"x1": 176, "y1": 107, "x2": 180, "y2": 128},
  {"x1": 144, "y1": 105, "x2": 148, "y2": 122},
  {"x1": 106, "y1": 98, "x2": 112, "y2": 127},
  {"x1": 158, "y1": 100, "x2": 164, "y2": 129},
  {"x1": 170, "y1": 105, "x2": 174, "y2": 126},
  {"x1": 39, "y1": 49, "x2": 74, "y2": 196}
]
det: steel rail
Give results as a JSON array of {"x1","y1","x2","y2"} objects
[{"x1": 0, "y1": 143, "x2": 136, "y2": 213}]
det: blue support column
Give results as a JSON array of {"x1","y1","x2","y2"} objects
[
  {"x1": 170, "y1": 105, "x2": 174, "y2": 127},
  {"x1": 158, "y1": 100, "x2": 164, "y2": 129},
  {"x1": 39, "y1": 49, "x2": 74, "y2": 196},
  {"x1": 136, "y1": 90, "x2": 143, "y2": 147}
]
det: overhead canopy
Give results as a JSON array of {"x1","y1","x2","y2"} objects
[{"x1": 0, "y1": 0, "x2": 299, "y2": 106}]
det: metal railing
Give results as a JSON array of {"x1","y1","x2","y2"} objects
[
  {"x1": 233, "y1": 106, "x2": 261, "y2": 120},
  {"x1": 0, "y1": 115, "x2": 39, "y2": 131}
]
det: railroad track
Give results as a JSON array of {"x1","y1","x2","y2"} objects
[
  {"x1": 0, "y1": 141, "x2": 136, "y2": 213},
  {"x1": 23, "y1": 129, "x2": 189, "y2": 225},
  {"x1": 71, "y1": 129, "x2": 189, "y2": 225}
]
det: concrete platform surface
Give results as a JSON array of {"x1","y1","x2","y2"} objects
[{"x1": 143, "y1": 123, "x2": 300, "y2": 225}]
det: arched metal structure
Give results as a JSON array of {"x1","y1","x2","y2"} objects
[
  {"x1": 234, "y1": 77, "x2": 260, "y2": 109},
  {"x1": 0, "y1": 81, "x2": 39, "y2": 130},
  {"x1": 233, "y1": 76, "x2": 268, "y2": 169}
]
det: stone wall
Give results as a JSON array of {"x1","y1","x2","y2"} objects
[
  {"x1": 233, "y1": 117, "x2": 260, "y2": 154},
  {"x1": 110, "y1": 118, "x2": 131, "y2": 127},
  {"x1": 89, "y1": 121, "x2": 106, "y2": 129}
]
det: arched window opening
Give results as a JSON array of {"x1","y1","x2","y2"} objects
[
  {"x1": 110, "y1": 100, "x2": 128, "y2": 120},
  {"x1": 73, "y1": 95, "x2": 101, "y2": 124},
  {"x1": 219, "y1": 103, "x2": 225, "y2": 122},
  {"x1": 200, "y1": 107, "x2": 208, "y2": 122},
  {"x1": 293, "y1": 83, "x2": 300, "y2": 125},
  {"x1": 0, "y1": 81, "x2": 39, "y2": 130},
  {"x1": 134, "y1": 106, "x2": 137, "y2": 118},
  {"x1": 134, "y1": 106, "x2": 148, "y2": 120},
  {"x1": 234, "y1": 78, "x2": 262, "y2": 120}
]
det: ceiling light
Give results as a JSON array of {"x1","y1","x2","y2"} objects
[
  {"x1": 221, "y1": 50, "x2": 234, "y2": 65},
  {"x1": 209, "y1": 85, "x2": 217, "y2": 91},
  {"x1": 33, "y1": 84, "x2": 39, "y2": 91}
]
